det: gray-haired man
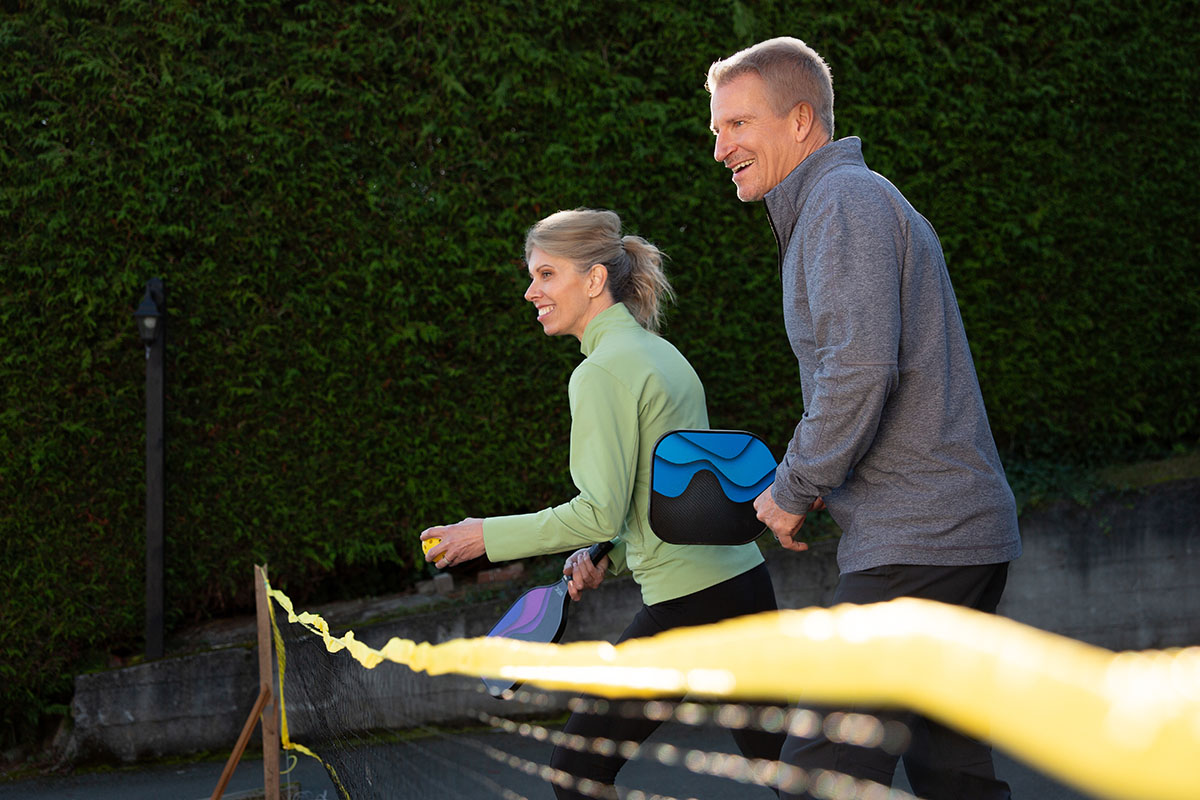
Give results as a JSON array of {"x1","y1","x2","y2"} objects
[{"x1": 707, "y1": 36, "x2": 1021, "y2": 800}]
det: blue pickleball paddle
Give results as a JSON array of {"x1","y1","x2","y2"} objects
[{"x1": 649, "y1": 429, "x2": 777, "y2": 546}]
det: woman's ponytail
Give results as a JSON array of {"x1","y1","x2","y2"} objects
[{"x1": 616, "y1": 234, "x2": 674, "y2": 333}]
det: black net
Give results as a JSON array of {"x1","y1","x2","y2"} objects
[{"x1": 265, "y1": 586, "x2": 1109, "y2": 800}]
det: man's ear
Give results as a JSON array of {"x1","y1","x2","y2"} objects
[
  {"x1": 792, "y1": 101, "x2": 816, "y2": 143},
  {"x1": 587, "y1": 263, "x2": 609, "y2": 298}
]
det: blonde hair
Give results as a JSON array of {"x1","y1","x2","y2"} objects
[
  {"x1": 524, "y1": 208, "x2": 675, "y2": 333},
  {"x1": 706, "y1": 36, "x2": 835, "y2": 139}
]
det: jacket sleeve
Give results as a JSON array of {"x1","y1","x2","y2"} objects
[
  {"x1": 483, "y1": 361, "x2": 637, "y2": 565},
  {"x1": 772, "y1": 177, "x2": 902, "y2": 514}
]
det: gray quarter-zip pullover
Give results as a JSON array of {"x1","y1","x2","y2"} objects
[{"x1": 763, "y1": 137, "x2": 1021, "y2": 572}]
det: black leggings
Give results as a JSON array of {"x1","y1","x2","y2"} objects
[{"x1": 549, "y1": 562, "x2": 785, "y2": 800}]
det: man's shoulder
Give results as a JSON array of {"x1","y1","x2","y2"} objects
[
  {"x1": 809, "y1": 154, "x2": 884, "y2": 193},
  {"x1": 802, "y1": 163, "x2": 898, "y2": 221},
  {"x1": 821, "y1": 163, "x2": 931, "y2": 243}
]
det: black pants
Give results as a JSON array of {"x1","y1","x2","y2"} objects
[
  {"x1": 780, "y1": 562, "x2": 1013, "y2": 800},
  {"x1": 550, "y1": 562, "x2": 786, "y2": 800}
]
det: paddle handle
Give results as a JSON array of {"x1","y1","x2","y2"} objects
[{"x1": 586, "y1": 540, "x2": 615, "y2": 565}]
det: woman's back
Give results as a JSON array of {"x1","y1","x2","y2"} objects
[{"x1": 569, "y1": 303, "x2": 764, "y2": 605}]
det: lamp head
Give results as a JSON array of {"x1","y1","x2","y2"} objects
[{"x1": 133, "y1": 278, "x2": 166, "y2": 346}]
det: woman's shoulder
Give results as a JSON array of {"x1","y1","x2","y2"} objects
[{"x1": 586, "y1": 330, "x2": 697, "y2": 381}]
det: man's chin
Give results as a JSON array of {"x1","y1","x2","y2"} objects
[{"x1": 733, "y1": 176, "x2": 764, "y2": 202}]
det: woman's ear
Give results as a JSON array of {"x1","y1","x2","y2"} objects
[{"x1": 587, "y1": 263, "x2": 609, "y2": 298}]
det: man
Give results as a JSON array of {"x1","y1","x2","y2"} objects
[{"x1": 706, "y1": 37, "x2": 1022, "y2": 799}]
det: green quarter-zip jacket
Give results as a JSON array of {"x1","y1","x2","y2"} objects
[{"x1": 483, "y1": 303, "x2": 763, "y2": 605}]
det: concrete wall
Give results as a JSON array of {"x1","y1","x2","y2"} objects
[
  {"x1": 69, "y1": 648, "x2": 259, "y2": 763},
  {"x1": 1000, "y1": 478, "x2": 1200, "y2": 650},
  {"x1": 66, "y1": 478, "x2": 1200, "y2": 764}
]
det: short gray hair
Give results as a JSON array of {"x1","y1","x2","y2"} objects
[{"x1": 706, "y1": 37, "x2": 835, "y2": 139}]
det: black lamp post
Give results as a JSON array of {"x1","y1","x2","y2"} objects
[{"x1": 134, "y1": 278, "x2": 166, "y2": 660}]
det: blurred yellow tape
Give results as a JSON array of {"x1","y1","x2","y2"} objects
[{"x1": 268, "y1": 587, "x2": 1200, "y2": 800}]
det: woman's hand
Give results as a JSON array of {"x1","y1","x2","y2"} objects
[
  {"x1": 564, "y1": 547, "x2": 609, "y2": 602},
  {"x1": 420, "y1": 518, "x2": 486, "y2": 570}
]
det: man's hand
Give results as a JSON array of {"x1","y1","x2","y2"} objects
[
  {"x1": 420, "y1": 518, "x2": 486, "y2": 569},
  {"x1": 754, "y1": 484, "x2": 824, "y2": 552},
  {"x1": 564, "y1": 547, "x2": 609, "y2": 601}
]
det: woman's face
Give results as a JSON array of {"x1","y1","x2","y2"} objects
[{"x1": 524, "y1": 247, "x2": 605, "y2": 340}]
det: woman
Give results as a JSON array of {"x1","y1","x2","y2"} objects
[{"x1": 421, "y1": 208, "x2": 782, "y2": 799}]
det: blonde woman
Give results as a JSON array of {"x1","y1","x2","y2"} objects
[{"x1": 422, "y1": 208, "x2": 782, "y2": 798}]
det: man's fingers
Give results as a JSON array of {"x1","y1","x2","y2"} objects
[{"x1": 776, "y1": 528, "x2": 807, "y2": 552}]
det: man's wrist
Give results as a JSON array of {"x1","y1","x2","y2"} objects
[{"x1": 771, "y1": 483, "x2": 815, "y2": 517}]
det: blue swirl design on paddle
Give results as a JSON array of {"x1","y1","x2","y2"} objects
[
  {"x1": 650, "y1": 430, "x2": 778, "y2": 545},
  {"x1": 652, "y1": 430, "x2": 776, "y2": 502}
]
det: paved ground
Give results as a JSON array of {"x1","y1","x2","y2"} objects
[{"x1": 0, "y1": 719, "x2": 1094, "y2": 800}]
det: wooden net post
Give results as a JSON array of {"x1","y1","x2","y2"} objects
[
  {"x1": 209, "y1": 565, "x2": 281, "y2": 800},
  {"x1": 208, "y1": 685, "x2": 271, "y2": 800},
  {"x1": 255, "y1": 564, "x2": 281, "y2": 800}
]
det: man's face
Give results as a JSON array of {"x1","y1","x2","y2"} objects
[{"x1": 710, "y1": 73, "x2": 806, "y2": 202}]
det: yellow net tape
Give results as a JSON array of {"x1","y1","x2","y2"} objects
[
  {"x1": 265, "y1": 577, "x2": 357, "y2": 800},
  {"x1": 266, "y1": 585, "x2": 1200, "y2": 800}
]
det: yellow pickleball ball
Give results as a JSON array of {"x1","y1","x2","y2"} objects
[{"x1": 422, "y1": 537, "x2": 441, "y2": 556}]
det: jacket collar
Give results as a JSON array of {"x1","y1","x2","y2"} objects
[
  {"x1": 763, "y1": 137, "x2": 865, "y2": 256},
  {"x1": 580, "y1": 302, "x2": 637, "y2": 356}
]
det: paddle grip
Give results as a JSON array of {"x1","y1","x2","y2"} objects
[{"x1": 586, "y1": 540, "x2": 615, "y2": 565}]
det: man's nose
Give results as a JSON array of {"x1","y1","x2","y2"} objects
[{"x1": 713, "y1": 131, "x2": 731, "y2": 163}]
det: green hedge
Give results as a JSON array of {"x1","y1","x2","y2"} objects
[{"x1": 2, "y1": 0, "x2": 1196, "y2": 748}]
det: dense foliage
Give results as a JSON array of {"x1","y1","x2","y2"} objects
[{"x1": 2, "y1": 0, "x2": 1196, "y2": 749}]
